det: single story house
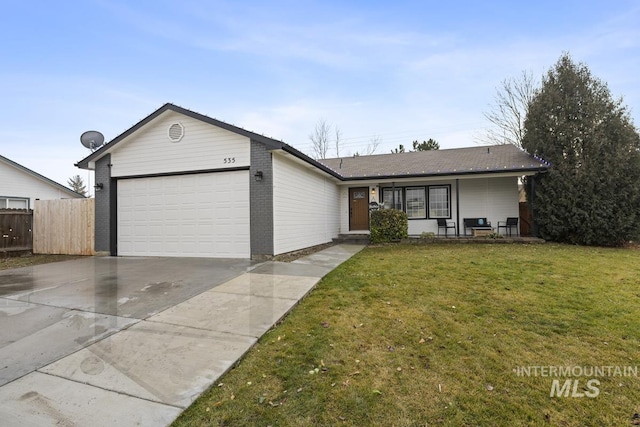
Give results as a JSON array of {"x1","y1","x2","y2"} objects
[
  {"x1": 0, "y1": 154, "x2": 84, "y2": 209},
  {"x1": 76, "y1": 103, "x2": 549, "y2": 259}
]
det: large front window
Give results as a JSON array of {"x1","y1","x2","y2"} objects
[
  {"x1": 382, "y1": 188, "x2": 402, "y2": 210},
  {"x1": 428, "y1": 186, "x2": 450, "y2": 218},
  {"x1": 405, "y1": 187, "x2": 426, "y2": 219},
  {"x1": 381, "y1": 185, "x2": 451, "y2": 219}
]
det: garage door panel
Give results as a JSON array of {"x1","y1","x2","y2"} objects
[{"x1": 117, "y1": 171, "x2": 250, "y2": 258}]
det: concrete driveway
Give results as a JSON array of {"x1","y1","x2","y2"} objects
[{"x1": 0, "y1": 244, "x2": 364, "y2": 426}]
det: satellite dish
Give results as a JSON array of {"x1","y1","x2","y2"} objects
[{"x1": 80, "y1": 130, "x2": 105, "y2": 151}]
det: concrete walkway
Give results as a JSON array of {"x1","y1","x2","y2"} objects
[{"x1": 0, "y1": 244, "x2": 365, "y2": 427}]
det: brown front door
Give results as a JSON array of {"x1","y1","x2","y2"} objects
[{"x1": 349, "y1": 187, "x2": 369, "y2": 230}]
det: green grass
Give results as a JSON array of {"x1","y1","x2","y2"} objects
[{"x1": 173, "y1": 243, "x2": 640, "y2": 426}]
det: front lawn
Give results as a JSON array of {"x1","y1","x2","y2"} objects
[{"x1": 173, "y1": 243, "x2": 640, "y2": 426}]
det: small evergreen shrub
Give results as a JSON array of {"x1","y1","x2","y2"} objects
[
  {"x1": 420, "y1": 231, "x2": 436, "y2": 240},
  {"x1": 370, "y1": 209, "x2": 408, "y2": 243},
  {"x1": 485, "y1": 232, "x2": 504, "y2": 239}
]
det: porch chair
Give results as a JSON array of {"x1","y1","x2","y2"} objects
[
  {"x1": 437, "y1": 218, "x2": 456, "y2": 238},
  {"x1": 497, "y1": 217, "x2": 519, "y2": 237}
]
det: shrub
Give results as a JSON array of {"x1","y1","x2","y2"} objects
[
  {"x1": 370, "y1": 209, "x2": 408, "y2": 243},
  {"x1": 485, "y1": 232, "x2": 504, "y2": 239}
]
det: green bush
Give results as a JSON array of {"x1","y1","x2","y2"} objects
[
  {"x1": 485, "y1": 232, "x2": 504, "y2": 239},
  {"x1": 370, "y1": 209, "x2": 408, "y2": 243},
  {"x1": 420, "y1": 231, "x2": 436, "y2": 240}
]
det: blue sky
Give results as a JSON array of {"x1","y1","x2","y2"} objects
[{"x1": 1, "y1": 0, "x2": 638, "y2": 193}]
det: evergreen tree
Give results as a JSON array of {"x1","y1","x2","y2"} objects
[
  {"x1": 412, "y1": 139, "x2": 440, "y2": 151},
  {"x1": 522, "y1": 54, "x2": 640, "y2": 246},
  {"x1": 68, "y1": 175, "x2": 87, "y2": 196},
  {"x1": 390, "y1": 144, "x2": 406, "y2": 153}
]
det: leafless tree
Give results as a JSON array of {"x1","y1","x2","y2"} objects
[
  {"x1": 309, "y1": 118, "x2": 344, "y2": 159},
  {"x1": 309, "y1": 118, "x2": 331, "y2": 159},
  {"x1": 478, "y1": 70, "x2": 538, "y2": 148},
  {"x1": 364, "y1": 135, "x2": 381, "y2": 155},
  {"x1": 353, "y1": 135, "x2": 381, "y2": 157},
  {"x1": 334, "y1": 127, "x2": 342, "y2": 158}
]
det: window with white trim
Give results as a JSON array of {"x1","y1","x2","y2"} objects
[
  {"x1": 0, "y1": 197, "x2": 29, "y2": 209},
  {"x1": 405, "y1": 187, "x2": 426, "y2": 219},
  {"x1": 428, "y1": 186, "x2": 450, "y2": 218}
]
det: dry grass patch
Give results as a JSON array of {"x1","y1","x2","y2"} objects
[
  {"x1": 173, "y1": 243, "x2": 640, "y2": 426},
  {"x1": 0, "y1": 254, "x2": 83, "y2": 271}
]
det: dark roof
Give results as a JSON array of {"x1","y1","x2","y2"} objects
[
  {"x1": 75, "y1": 103, "x2": 549, "y2": 182},
  {"x1": 319, "y1": 144, "x2": 549, "y2": 180},
  {"x1": 75, "y1": 103, "x2": 342, "y2": 179},
  {"x1": 0, "y1": 154, "x2": 85, "y2": 198}
]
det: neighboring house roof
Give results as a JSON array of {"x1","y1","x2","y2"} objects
[
  {"x1": 0, "y1": 154, "x2": 85, "y2": 198},
  {"x1": 75, "y1": 103, "x2": 549, "y2": 182},
  {"x1": 319, "y1": 144, "x2": 550, "y2": 180}
]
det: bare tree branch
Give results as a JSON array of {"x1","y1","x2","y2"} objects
[
  {"x1": 335, "y1": 127, "x2": 342, "y2": 158},
  {"x1": 309, "y1": 119, "x2": 345, "y2": 159},
  {"x1": 365, "y1": 135, "x2": 381, "y2": 155},
  {"x1": 478, "y1": 70, "x2": 538, "y2": 148},
  {"x1": 309, "y1": 118, "x2": 331, "y2": 159}
]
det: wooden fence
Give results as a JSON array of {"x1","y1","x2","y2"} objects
[
  {"x1": 0, "y1": 209, "x2": 33, "y2": 251},
  {"x1": 33, "y1": 199, "x2": 95, "y2": 255}
]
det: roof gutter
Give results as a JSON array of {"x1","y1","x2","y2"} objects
[
  {"x1": 278, "y1": 144, "x2": 345, "y2": 180},
  {"x1": 334, "y1": 166, "x2": 550, "y2": 181}
]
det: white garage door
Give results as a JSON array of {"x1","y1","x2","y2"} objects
[{"x1": 117, "y1": 171, "x2": 250, "y2": 258}]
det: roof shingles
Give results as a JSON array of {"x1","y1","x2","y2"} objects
[{"x1": 319, "y1": 144, "x2": 549, "y2": 179}]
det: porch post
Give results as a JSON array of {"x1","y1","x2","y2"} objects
[
  {"x1": 455, "y1": 179, "x2": 460, "y2": 237},
  {"x1": 392, "y1": 182, "x2": 395, "y2": 208},
  {"x1": 530, "y1": 176, "x2": 537, "y2": 237}
]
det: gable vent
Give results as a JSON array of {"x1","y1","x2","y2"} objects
[{"x1": 168, "y1": 122, "x2": 184, "y2": 142}]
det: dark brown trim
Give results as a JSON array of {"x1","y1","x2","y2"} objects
[
  {"x1": 75, "y1": 104, "x2": 549, "y2": 183},
  {"x1": 380, "y1": 184, "x2": 453, "y2": 220},
  {"x1": 340, "y1": 167, "x2": 548, "y2": 181},
  {"x1": 109, "y1": 178, "x2": 118, "y2": 256},
  {"x1": 279, "y1": 145, "x2": 343, "y2": 180},
  {"x1": 427, "y1": 184, "x2": 452, "y2": 220},
  {"x1": 404, "y1": 186, "x2": 427, "y2": 220},
  {"x1": 113, "y1": 166, "x2": 250, "y2": 180},
  {"x1": 76, "y1": 103, "x2": 343, "y2": 181}
]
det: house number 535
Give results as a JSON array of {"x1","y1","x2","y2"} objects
[{"x1": 223, "y1": 157, "x2": 236, "y2": 164}]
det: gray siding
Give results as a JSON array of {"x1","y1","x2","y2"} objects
[
  {"x1": 94, "y1": 154, "x2": 112, "y2": 254},
  {"x1": 250, "y1": 140, "x2": 274, "y2": 259}
]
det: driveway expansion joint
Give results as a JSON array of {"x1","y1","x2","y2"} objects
[{"x1": 0, "y1": 243, "x2": 366, "y2": 426}]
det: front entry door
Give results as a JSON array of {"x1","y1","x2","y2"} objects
[{"x1": 349, "y1": 187, "x2": 369, "y2": 230}]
